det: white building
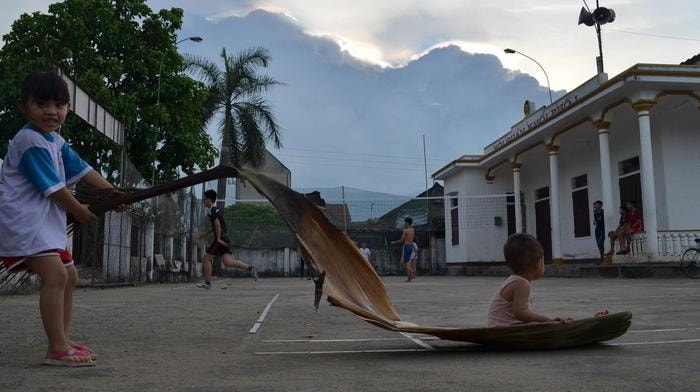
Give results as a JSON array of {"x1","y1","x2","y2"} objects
[{"x1": 433, "y1": 63, "x2": 700, "y2": 267}]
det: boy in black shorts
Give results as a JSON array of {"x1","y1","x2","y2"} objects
[{"x1": 195, "y1": 190, "x2": 257, "y2": 289}]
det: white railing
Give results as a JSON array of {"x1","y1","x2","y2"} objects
[
  {"x1": 630, "y1": 231, "x2": 700, "y2": 258},
  {"x1": 629, "y1": 233, "x2": 646, "y2": 257}
]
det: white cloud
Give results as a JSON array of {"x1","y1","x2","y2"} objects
[{"x1": 4, "y1": 0, "x2": 699, "y2": 90}]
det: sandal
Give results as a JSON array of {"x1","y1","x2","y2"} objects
[
  {"x1": 71, "y1": 343, "x2": 96, "y2": 360},
  {"x1": 43, "y1": 349, "x2": 95, "y2": 367}
]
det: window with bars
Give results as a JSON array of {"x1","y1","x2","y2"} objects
[
  {"x1": 450, "y1": 194, "x2": 459, "y2": 245},
  {"x1": 618, "y1": 156, "x2": 640, "y2": 176},
  {"x1": 506, "y1": 193, "x2": 515, "y2": 236}
]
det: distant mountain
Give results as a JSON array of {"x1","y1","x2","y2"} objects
[{"x1": 294, "y1": 186, "x2": 410, "y2": 222}]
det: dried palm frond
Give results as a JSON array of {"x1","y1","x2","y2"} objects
[{"x1": 68, "y1": 165, "x2": 239, "y2": 233}]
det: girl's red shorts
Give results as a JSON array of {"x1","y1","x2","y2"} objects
[{"x1": 1, "y1": 249, "x2": 73, "y2": 272}]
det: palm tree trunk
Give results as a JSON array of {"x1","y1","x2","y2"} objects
[{"x1": 216, "y1": 121, "x2": 231, "y2": 210}]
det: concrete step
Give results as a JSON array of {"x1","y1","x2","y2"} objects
[
  {"x1": 580, "y1": 263, "x2": 688, "y2": 278},
  {"x1": 449, "y1": 262, "x2": 691, "y2": 278}
]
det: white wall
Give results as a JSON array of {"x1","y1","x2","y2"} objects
[
  {"x1": 655, "y1": 99, "x2": 700, "y2": 230},
  {"x1": 443, "y1": 167, "x2": 511, "y2": 263},
  {"x1": 555, "y1": 124, "x2": 603, "y2": 259},
  {"x1": 518, "y1": 151, "x2": 548, "y2": 240}
]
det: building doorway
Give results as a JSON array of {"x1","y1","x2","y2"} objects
[
  {"x1": 618, "y1": 157, "x2": 642, "y2": 216},
  {"x1": 534, "y1": 186, "x2": 552, "y2": 261}
]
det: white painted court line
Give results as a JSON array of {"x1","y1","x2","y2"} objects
[
  {"x1": 628, "y1": 327, "x2": 700, "y2": 334},
  {"x1": 262, "y1": 336, "x2": 440, "y2": 343},
  {"x1": 254, "y1": 338, "x2": 700, "y2": 355},
  {"x1": 400, "y1": 332, "x2": 436, "y2": 351},
  {"x1": 255, "y1": 348, "x2": 430, "y2": 355},
  {"x1": 609, "y1": 338, "x2": 700, "y2": 346},
  {"x1": 249, "y1": 293, "x2": 280, "y2": 334},
  {"x1": 598, "y1": 295, "x2": 688, "y2": 300},
  {"x1": 264, "y1": 337, "x2": 405, "y2": 343}
]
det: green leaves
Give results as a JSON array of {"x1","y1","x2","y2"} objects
[{"x1": 185, "y1": 46, "x2": 282, "y2": 170}]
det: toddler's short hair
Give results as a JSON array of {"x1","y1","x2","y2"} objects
[
  {"x1": 503, "y1": 233, "x2": 543, "y2": 273},
  {"x1": 203, "y1": 189, "x2": 217, "y2": 202},
  {"x1": 20, "y1": 71, "x2": 70, "y2": 105}
]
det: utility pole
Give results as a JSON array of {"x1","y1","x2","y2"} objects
[
  {"x1": 187, "y1": 183, "x2": 196, "y2": 282},
  {"x1": 423, "y1": 134, "x2": 432, "y2": 273},
  {"x1": 341, "y1": 185, "x2": 347, "y2": 233}
]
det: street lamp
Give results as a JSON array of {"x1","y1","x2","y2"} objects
[
  {"x1": 157, "y1": 36, "x2": 203, "y2": 106},
  {"x1": 504, "y1": 48, "x2": 553, "y2": 104},
  {"x1": 153, "y1": 35, "x2": 203, "y2": 184}
]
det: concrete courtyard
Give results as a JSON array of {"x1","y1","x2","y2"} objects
[{"x1": 1, "y1": 275, "x2": 699, "y2": 391}]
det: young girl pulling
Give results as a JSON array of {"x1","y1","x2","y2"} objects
[{"x1": 0, "y1": 71, "x2": 124, "y2": 366}]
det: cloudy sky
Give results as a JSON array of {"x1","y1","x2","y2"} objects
[{"x1": 2, "y1": 1, "x2": 698, "y2": 195}]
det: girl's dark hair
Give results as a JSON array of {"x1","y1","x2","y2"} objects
[{"x1": 20, "y1": 71, "x2": 70, "y2": 104}]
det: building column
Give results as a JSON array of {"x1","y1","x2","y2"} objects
[
  {"x1": 512, "y1": 162, "x2": 523, "y2": 233},
  {"x1": 632, "y1": 101, "x2": 659, "y2": 256},
  {"x1": 546, "y1": 144, "x2": 562, "y2": 263},
  {"x1": 594, "y1": 120, "x2": 616, "y2": 248}
]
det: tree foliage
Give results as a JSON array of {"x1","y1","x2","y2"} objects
[
  {"x1": 223, "y1": 202, "x2": 287, "y2": 227},
  {"x1": 0, "y1": 0, "x2": 216, "y2": 183}
]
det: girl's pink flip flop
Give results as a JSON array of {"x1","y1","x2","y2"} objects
[{"x1": 42, "y1": 349, "x2": 95, "y2": 367}]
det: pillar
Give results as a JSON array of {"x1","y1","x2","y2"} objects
[
  {"x1": 632, "y1": 100, "x2": 658, "y2": 256},
  {"x1": 594, "y1": 120, "x2": 616, "y2": 249},
  {"x1": 546, "y1": 144, "x2": 562, "y2": 262},
  {"x1": 512, "y1": 162, "x2": 523, "y2": 233}
]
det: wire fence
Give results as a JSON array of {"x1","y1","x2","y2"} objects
[
  {"x1": 71, "y1": 153, "x2": 211, "y2": 287},
  {"x1": 220, "y1": 195, "x2": 447, "y2": 277}
]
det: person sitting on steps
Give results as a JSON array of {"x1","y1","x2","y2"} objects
[{"x1": 607, "y1": 206, "x2": 629, "y2": 256}]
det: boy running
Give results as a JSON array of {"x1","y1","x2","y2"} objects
[{"x1": 195, "y1": 190, "x2": 257, "y2": 289}]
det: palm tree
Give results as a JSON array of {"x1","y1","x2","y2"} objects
[{"x1": 185, "y1": 47, "x2": 281, "y2": 208}]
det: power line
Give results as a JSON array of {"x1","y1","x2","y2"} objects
[
  {"x1": 276, "y1": 147, "x2": 450, "y2": 163},
  {"x1": 604, "y1": 28, "x2": 700, "y2": 42},
  {"x1": 275, "y1": 151, "x2": 445, "y2": 165},
  {"x1": 281, "y1": 158, "x2": 440, "y2": 173}
]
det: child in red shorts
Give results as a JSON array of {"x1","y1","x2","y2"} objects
[{"x1": 0, "y1": 72, "x2": 125, "y2": 366}]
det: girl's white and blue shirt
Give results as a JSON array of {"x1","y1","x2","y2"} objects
[{"x1": 0, "y1": 125, "x2": 92, "y2": 256}]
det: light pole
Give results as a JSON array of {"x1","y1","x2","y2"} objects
[
  {"x1": 157, "y1": 36, "x2": 203, "y2": 106},
  {"x1": 504, "y1": 48, "x2": 553, "y2": 104},
  {"x1": 153, "y1": 35, "x2": 203, "y2": 184}
]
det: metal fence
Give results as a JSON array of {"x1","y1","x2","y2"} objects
[
  {"x1": 72, "y1": 151, "x2": 212, "y2": 287},
  {"x1": 222, "y1": 196, "x2": 447, "y2": 276}
]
